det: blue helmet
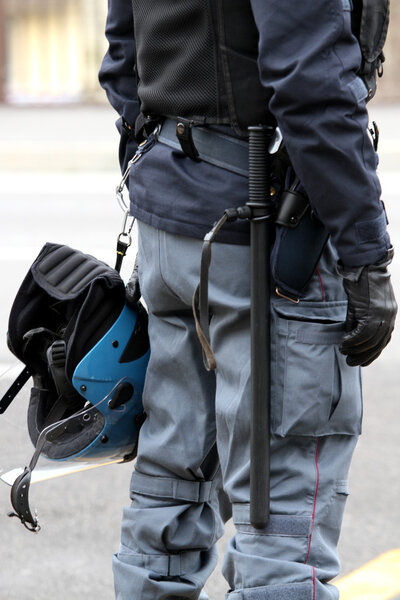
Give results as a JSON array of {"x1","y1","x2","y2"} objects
[
  {"x1": 1, "y1": 243, "x2": 150, "y2": 530},
  {"x1": 69, "y1": 301, "x2": 150, "y2": 462},
  {"x1": 25, "y1": 301, "x2": 150, "y2": 464}
]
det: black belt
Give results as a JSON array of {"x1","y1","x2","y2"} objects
[{"x1": 157, "y1": 118, "x2": 250, "y2": 177}]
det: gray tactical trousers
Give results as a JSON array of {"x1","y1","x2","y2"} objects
[{"x1": 113, "y1": 221, "x2": 362, "y2": 600}]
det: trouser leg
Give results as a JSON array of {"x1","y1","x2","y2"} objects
[
  {"x1": 222, "y1": 435, "x2": 358, "y2": 600},
  {"x1": 114, "y1": 223, "x2": 362, "y2": 600},
  {"x1": 113, "y1": 222, "x2": 227, "y2": 600},
  {"x1": 208, "y1": 240, "x2": 362, "y2": 599}
]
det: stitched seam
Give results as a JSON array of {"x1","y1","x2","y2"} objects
[
  {"x1": 281, "y1": 318, "x2": 289, "y2": 434},
  {"x1": 131, "y1": 488, "x2": 198, "y2": 502},
  {"x1": 331, "y1": 0, "x2": 381, "y2": 201},
  {"x1": 305, "y1": 438, "x2": 321, "y2": 564},
  {"x1": 131, "y1": 478, "x2": 213, "y2": 503},
  {"x1": 236, "y1": 531, "x2": 309, "y2": 538},
  {"x1": 355, "y1": 213, "x2": 387, "y2": 244},
  {"x1": 234, "y1": 515, "x2": 312, "y2": 537},
  {"x1": 316, "y1": 266, "x2": 325, "y2": 302},
  {"x1": 312, "y1": 566, "x2": 316, "y2": 600},
  {"x1": 156, "y1": 228, "x2": 186, "y2": 303}
]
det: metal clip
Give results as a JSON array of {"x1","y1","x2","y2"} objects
[
  {"x1": 118, "y1": 210, "x2": 135, "y2": 248},
  {"x1": 275, "y1": 287, "x2": 300, "y2": 304},
  {"x1": 115, "y1": 211, "x2": 135, "y2": 273},
  {"x1": 268, "y1": 127, "x2": 283, "y2": 154},
  {"x1": 115, "y1": 124, "x2": 161, "y2": 213},
  {"x1": 116, "y1": 153, "x2": 141, "y2": 212},
  {"x1": 368, "y1": 121, "x2": 379, "y2": 152}
]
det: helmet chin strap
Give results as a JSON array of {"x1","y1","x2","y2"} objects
[
  {"x1": 0, "y1": 366, "x2": 32, "y2": 414},
  {"x1": 8, "y1": 407, "x2": 90, "y2": 532},
  {"x1": 9, "y1": 468, "x2": 39, "y2": 532},
  {"x1": 8, "y1": 422, "x2": 52, "y2": 532}
]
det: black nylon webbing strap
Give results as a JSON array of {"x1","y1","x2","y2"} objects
[
  {"x1": 0, "y1": 366, "x2": 32, "y2": 414},
  {"x1": 192, "y1": 214, "x2": 228, "y2": 371},
  {"x1": 192, "y1": 207, "x2": 251, "y2": 371},
  {"x1": 115, "y1": 237, "x2": 130, "y2": 273}
]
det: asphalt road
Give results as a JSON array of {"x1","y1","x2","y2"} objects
[{"x1": 0, "y1": 105, "x2": 399, "y2": 600}]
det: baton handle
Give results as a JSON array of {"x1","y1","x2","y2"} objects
[{"x1": 247, "y1": 125, "x2": 274, "y2": 529}]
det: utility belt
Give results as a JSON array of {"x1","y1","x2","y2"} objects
[{"x1": 154, "y1": 117, "x2": 329, "y2": 304}]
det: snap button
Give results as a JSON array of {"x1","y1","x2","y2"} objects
[{"x1": 176, "y1": 122, "x2": 186, "y2": 136}]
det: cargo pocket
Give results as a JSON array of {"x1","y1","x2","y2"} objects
[{"x1": 271, "y1": 302, "x2": 362, "y2": 437}]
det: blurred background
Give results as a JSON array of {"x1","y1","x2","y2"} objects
[
  {"x1": 0, "y1": 0, "x2": 107, "y2": 105},
  {"x1": 0, "y1": 0, "x2": 399, "y2": 104},
  {"x1": 0, "y1": 1, "x2": 399, "y2": 599}
]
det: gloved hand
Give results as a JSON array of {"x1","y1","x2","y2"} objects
[{"x1": 337, "y1": 248, "x2": 397, "y2": 367}]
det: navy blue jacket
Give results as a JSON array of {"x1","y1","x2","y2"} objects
[{"x1": 99, "y1": 0, "x2": 390, "y2": 267}]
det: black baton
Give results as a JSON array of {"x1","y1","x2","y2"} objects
[{"x1": 247, "y1": 125, "x2": 275, "y2": 529}]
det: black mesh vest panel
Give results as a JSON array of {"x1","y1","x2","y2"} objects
[{"x1": 131, "y1": 0, "x2": 274, "y2": 136}]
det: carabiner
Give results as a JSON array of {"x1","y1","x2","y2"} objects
[
  {"x1": 115, "y1": 126, "x2": 161, "y2": 213},
  {"x1": 115, "y1": 211, "x2": 135, "y2": 273}
]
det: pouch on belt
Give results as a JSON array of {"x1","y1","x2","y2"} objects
[{"x1": 271, "y1": 181, "x2": 329, "y2": 302}]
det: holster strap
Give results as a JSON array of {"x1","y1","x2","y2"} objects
[{"x1": 131, "y1": 470, "x2": 216, "y2": 503}]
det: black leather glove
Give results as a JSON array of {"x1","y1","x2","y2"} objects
[{"x1": 337, "y1": 248, "x2": 397, "y2": 367}]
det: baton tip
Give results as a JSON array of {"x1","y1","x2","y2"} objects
[{"x1": 250, "y1": 517, "x2": 270, "y2": 530}]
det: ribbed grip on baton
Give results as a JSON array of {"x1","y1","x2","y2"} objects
[{"x1": 248, "y1": 126, "x2": 271, "y2": 206}]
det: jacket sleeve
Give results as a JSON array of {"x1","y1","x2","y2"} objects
[
  {"x1": 98, "y1": 0, "x2": 140, "y2": 173},
  {"x1": 250, "y1": 0, "x2": 390, "y2": 267}
]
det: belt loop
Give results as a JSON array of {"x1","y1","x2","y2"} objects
[{"x1": 176, "y1": 118, "x2": 200, "y2": 161}]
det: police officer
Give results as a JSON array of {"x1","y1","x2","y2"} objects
[{"x1": 99, "y1": 1, "x2": 397, "y2": 599}]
